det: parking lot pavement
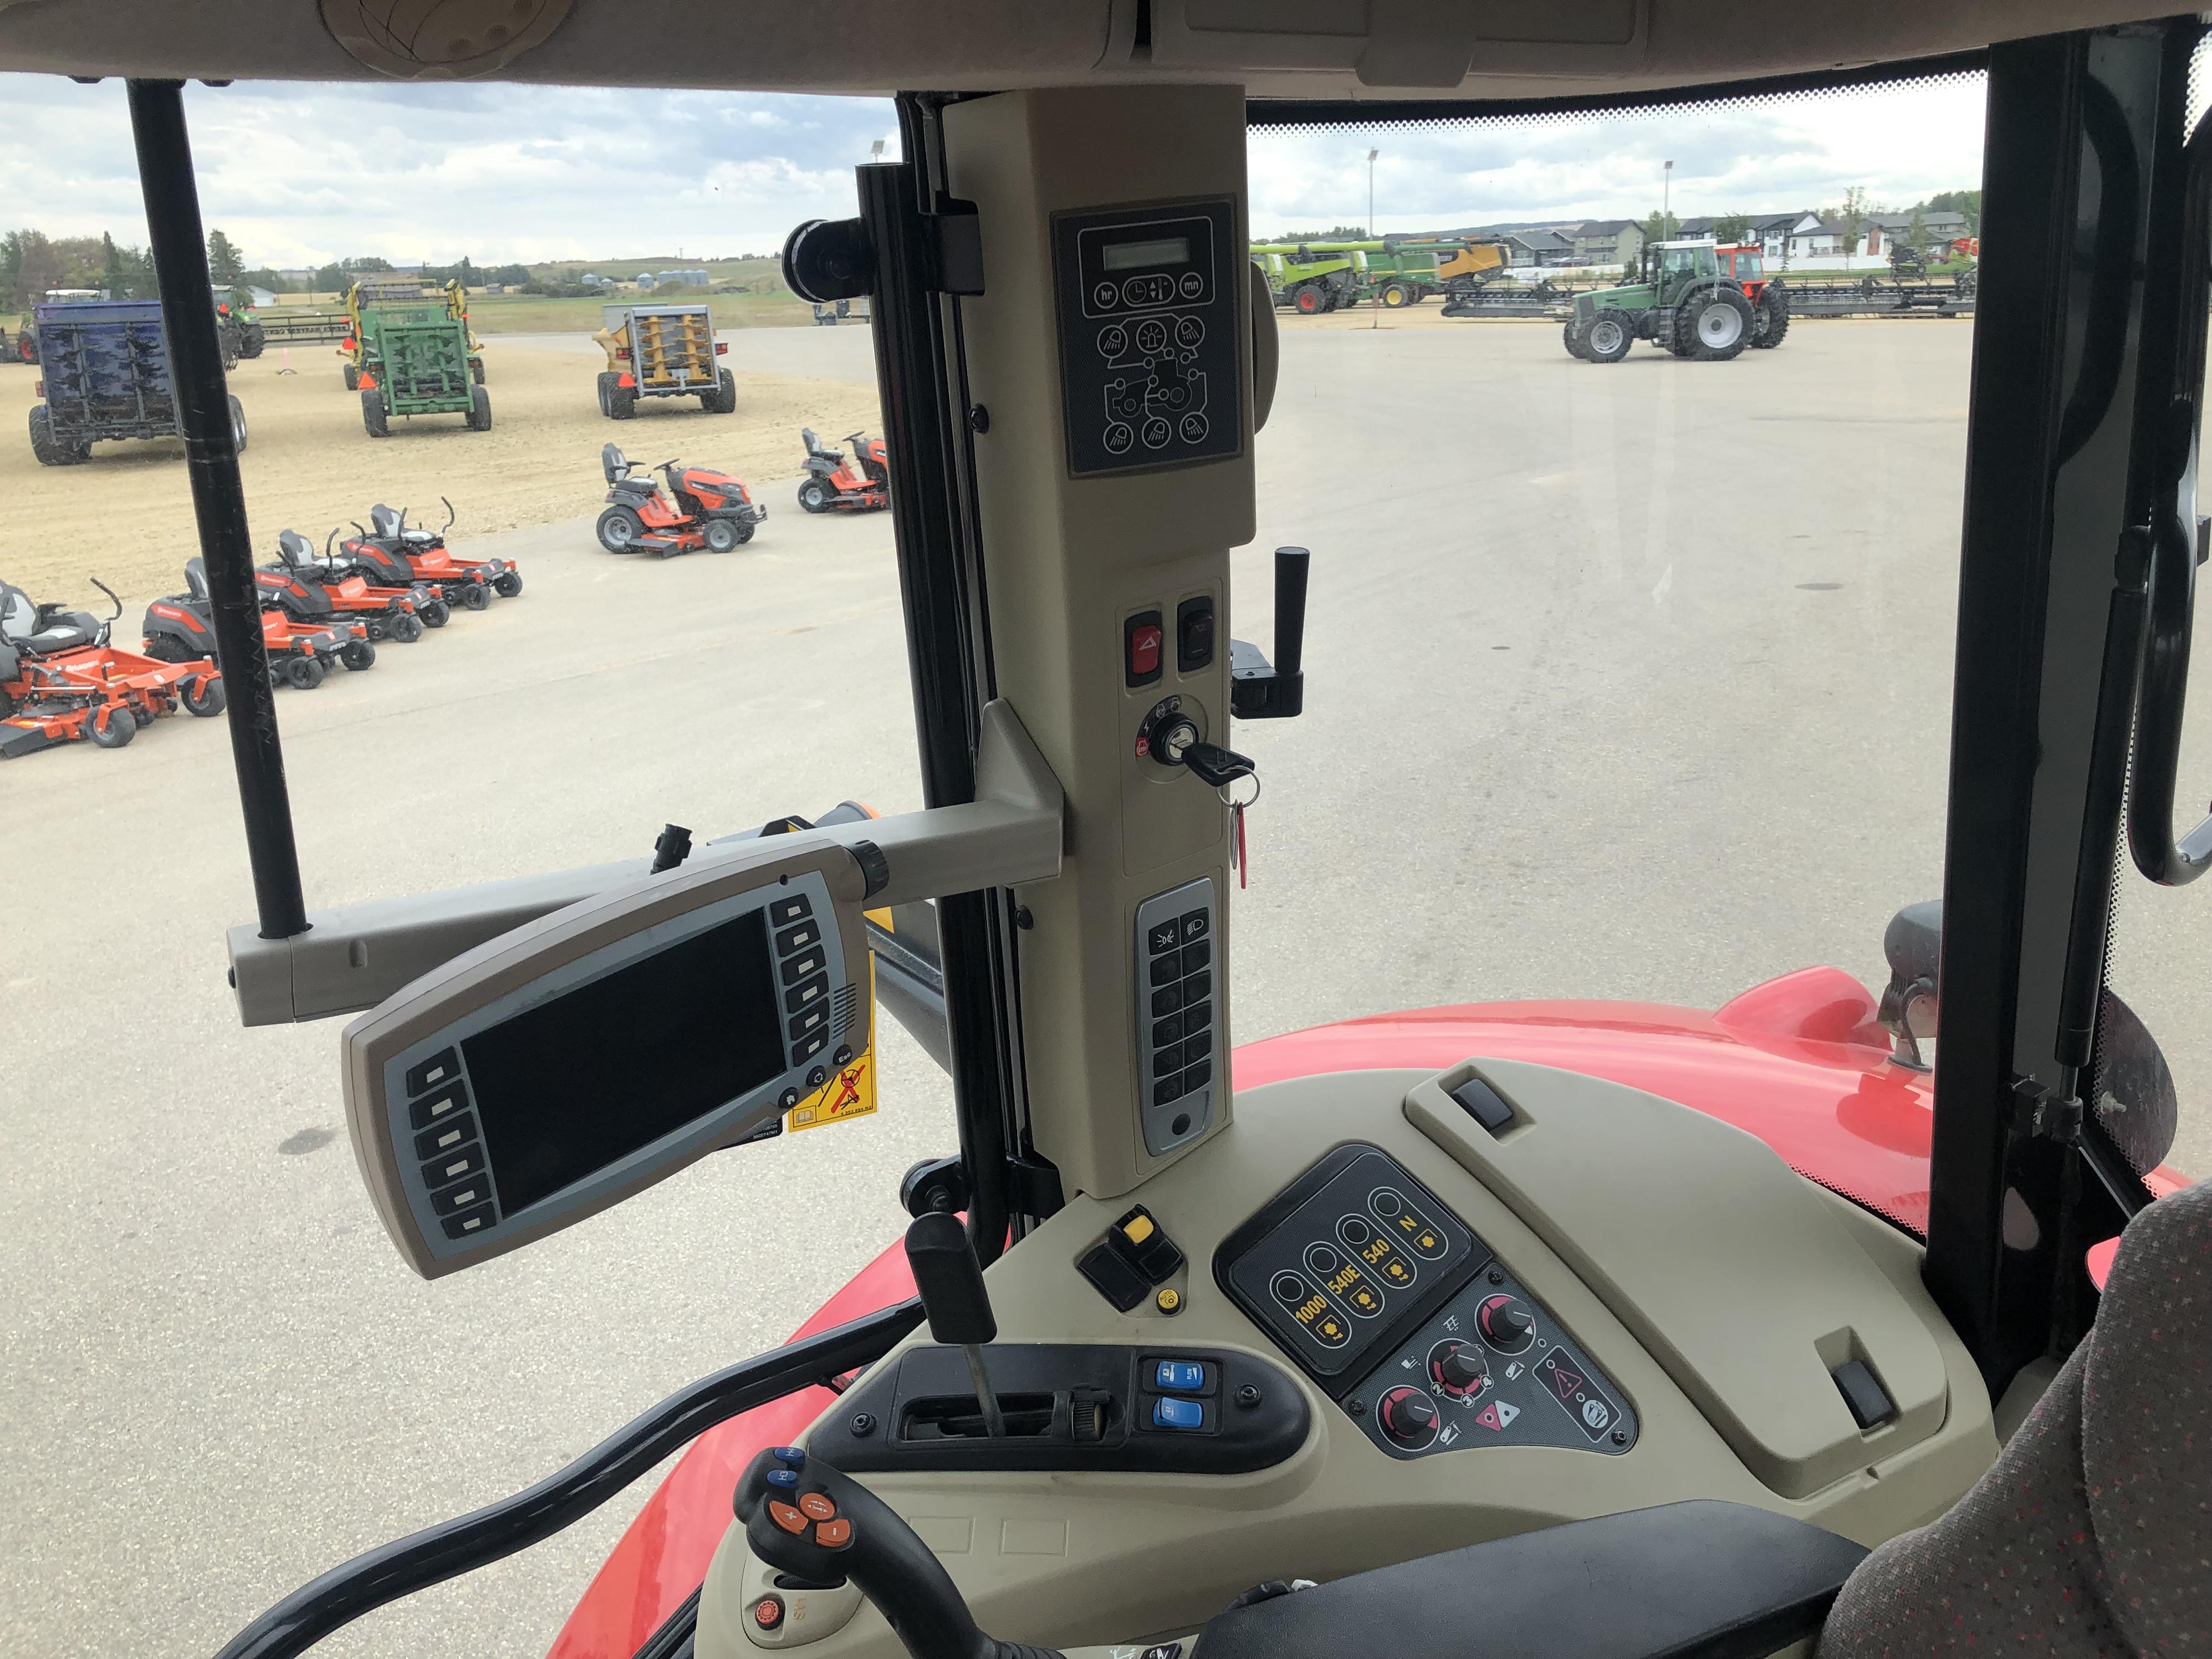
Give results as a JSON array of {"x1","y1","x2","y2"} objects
[{"x1": 2, "y1": 318, "x2": 2205, "y2": 1659}]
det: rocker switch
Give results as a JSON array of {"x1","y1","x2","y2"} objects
[
  {"x1": 1126, "y1": 611, "x2": 1164, "y2": 686},
  {"x1": 1176, "y1": 596, "x2": 1215, "y2": 672}
]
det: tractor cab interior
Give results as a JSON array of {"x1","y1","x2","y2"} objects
[{"x1": 27, "y1": 5, "x2": 2212, "y2": 1659}]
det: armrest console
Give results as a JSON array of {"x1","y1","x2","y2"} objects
[{"x1": 1195, "y1": 1501, "x2": 1868, "y2": 1659}]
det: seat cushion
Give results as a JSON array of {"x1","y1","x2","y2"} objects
[{"x1": 1820, "y1": 1180, "x2": 2212, "y2": 1659}]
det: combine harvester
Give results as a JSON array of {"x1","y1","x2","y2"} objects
[{"x1": 1254, "y1": 236, "x2": 1526, "y2": 313}]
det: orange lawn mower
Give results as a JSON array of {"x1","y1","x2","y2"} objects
[
  {"x1": 1, "y1": 576, "x2": 223, "y2": 758},
  {"x1": 595, "y1": 443, "x2": 767, "y2": 556},
  {"x1": 796, "y1": 426, "x2": 888, "y2": 513},
  {"x1": 258, "y1": 529, "x2": 440, "y2": 641},
  {"x1": 331, "y1": 499, "x2": 523, "y2": 608},
  {"x1": 142, "y1": 558, "x2": 376, "y2": 690}
]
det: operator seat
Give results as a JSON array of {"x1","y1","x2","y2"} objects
[
  {"x1": 185, "y1": 558, "x2": 211, "y2": 603},
  {"x1": 0, "y1": 582, "x2": 101, "y2": 653},
  {"x1": 1818, "y1": 1178, "x2": 2212, "y2": 1659}
]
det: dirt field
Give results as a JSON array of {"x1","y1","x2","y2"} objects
[{"x1": 0, "y1": 339, "x2": 880, "y2": 605}]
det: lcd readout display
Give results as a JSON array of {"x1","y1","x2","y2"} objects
[
  {"x1": 1102, "y1": 236, "x2": 1191, "y2": 270},
  {"x1": 464, "y1": 908, "x2": 784, "y2": 1213}
]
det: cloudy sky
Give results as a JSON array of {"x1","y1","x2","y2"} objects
[{"x1": 0, "y1": 71, "x2": 1986, "y2": 270}]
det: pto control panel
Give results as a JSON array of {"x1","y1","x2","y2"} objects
[
  {"x1": 1053, "y1": 199, "x2": 1242, "y2": 477},
  {"x1": 1216, "y1": 1144, "x2": 1637, "y2": 1460}
]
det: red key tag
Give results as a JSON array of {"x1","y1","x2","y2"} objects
[{"x1": 1220, "y1": 776, "x2": 1260, "y2": 891}]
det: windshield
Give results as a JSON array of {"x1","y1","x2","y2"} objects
[{"x1": 1245, "y1": 70, "x2": 2020, "y2": 1233}]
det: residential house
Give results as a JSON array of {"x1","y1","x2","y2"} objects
[
  {"x1": 1503, "y1": 228, "x2": 1577, "y2": 268},
  {"x1": 1569, "y1": 218, "x2": 1641, "y2": 266},
  {"x1": 1862, "y1": 211, "x2": 1970, "y2": 256}
]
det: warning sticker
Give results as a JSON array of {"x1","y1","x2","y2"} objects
[{"x1": 786, "y1": 946, "x2": 880, "y2": 1133}]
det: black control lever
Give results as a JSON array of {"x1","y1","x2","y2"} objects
[
  {"x1": 737, "y1": 1446, "x2": 1064, "y2": 1659},
  {"x1": 905, "y1": 1213, "x2": 1006, "y2": 1437},
  {"x1": 1229, "y1": 545, "x2": 1310, "y2": 719}
]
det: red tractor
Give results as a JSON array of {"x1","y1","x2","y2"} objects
[{"x1": 1714, "y1": 244, "x2": 1790, "y2": 348}]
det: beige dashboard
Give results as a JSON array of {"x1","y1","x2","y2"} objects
[{"x1": 695, "y1": 1061, "x2": 1997, "y2": 1659}]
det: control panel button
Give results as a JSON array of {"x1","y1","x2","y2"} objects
[
  {"x1": 1378, "y1": 1385, "x2": 1439, "y2": 1449},
  {"x1": 768, "y1": 1500, "x2": 808, "y2": 1535},
  {"x1": 798, "y1": 1492, "x2": 836, "y2": 1521},
  {"x1": 774, "y1": 920, "x2": 821, "y2": 955},
  {"x1": 1477, "y1": 1294, "x2": 1536, "y2": 1354},
  {"x1": 765, "y1": 1466, "x2": 800, "y2": 1490},
  {"x1": 1152, "y1": 1013, "x2": 1185, "y2": 1047},
  {"x1": 1094, "y1": 280, "x2": 1117, "y2": 308},
  {"x1": 438, "y1": 1201, "x2": 496, "y2": 1239},
  {"x1": 1179, "y1": 413, "x2": 1209, "y2": 445},
  {"x1": 1181, "y1": 941, "x2": 1210, "y2": 976},
  {"x1": 1125, "y1": 610, "x2": 1164, "y2": 687},
  {"x1": 1151, "y1": 982, "x2": 1184, "y2": 1017},
  {"x1": 1104, "y1": 421, "x2": 1135, "y2": 455},
  {"x1": 768, "y1": 895, "x2": 811, "y2": 928},
  {"x1": 772, "y1": 1446, "x2": 805, "y2": 1468},
  {"x1": 404, "y1": 1048, "x2": 460, "y2": 1098},
  {"x1": 428, "y1": 1176, "x2": 493, "y2": 1217},
  {"x1": 1147, "y1": 919, "x2": 1181, "y2": 955},
  {"x1": 1176, "y1": 314, "x2": 1204, "y2": 345},
  {"x1": 1151, "y1": 1396, "x2": 1205, "y2": 1431},
  {"x1": 815, "y1": 1517, "x2": 852, "y2": 1548},
  {"x1": 1153, "y1": 1042, "x2": 1184, "y2": 1076},
  {"x1": 1141, "y1": 416, "x2": 1171, "y2": 450},
  {"x1": 1150, "y1": 953, "x2": 1183, "y2": 988},
  {"x1": 1370, "y1": 1187, "x2": 1449, "y2": 1259},
  {"x1": 1179, "y1": 908, "x2": 1209, "y2": 942},
  {"x1": 784, "y1": 973, "x2": 830, "y2": 1014},
  {"x1": 1174, "y1": 598, "x2": 1215, "y2": 673},
  {"x1": 1156, "y1": 1359, "x2": 1207, "y2": 1391},
  {"x1": 780, "y1": 948, "x2": 825, "y2": 984},
  {"x1": 407, "y1": 1079, "x2": 469, "y2": 1131},
  {"x1": 1098, "y1": 324, "x2": 1128, "y2": 356},
  {"x1": 413, "y1": 1110, "x2": 479, "y2": 1163},
  {"x1": 1182, "y1": 997, "x2": 1211, "y2": 1032},
  {"x1": 1429, "y1": 1339, "x2": 1490, "y2": 1400},
  {"x1": 1135, "y1": 317, "x2": 1169, "y2": 354},
  {"x1": 794, "y1": 1031, "x2": 830, "y2": 1063},
  {"x1": 420, "y1": 1141, "x2": 485, "y2": 1189},
  {"x1": 753, "y1": 1596, "x2": 785, "y2": 1632},
  {"x1": 1179, "y1": 271, "x2": 1204, "y2": 300}
]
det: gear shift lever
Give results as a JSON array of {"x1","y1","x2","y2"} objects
[
  {"x1": 737, "y1": 1446, "x2": 1062, "y2": 1659},
  {"x1": 905, "y1": 1212, "x2": 1007, "y2": 1437}
]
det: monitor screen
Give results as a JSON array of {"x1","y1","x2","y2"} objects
[
  {"x1": 1102, "y1": 236, "x2": 1191, "y2": 271},
  {"x1": 463, "y1": 907, "x2": 784, "y2": 1214}
]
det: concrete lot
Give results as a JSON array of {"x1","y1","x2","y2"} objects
[{"x1": 3, "y1": 317, "x2": 2206, "y2": 1659}]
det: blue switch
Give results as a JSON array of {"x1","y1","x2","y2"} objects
[
  {"x1": 1155, "y1": 1359, "x2": 1207, "y2": 1392},
  {"x1": 771, "y1": 1445, "x2": 806, "y2": 1469},
  {"x1": 765, "y1": 1467, "x2": 800, "y2": 1489},
  {"x1": 1152, "y1": 1396, "x2": 1205, "y2": 1431}
]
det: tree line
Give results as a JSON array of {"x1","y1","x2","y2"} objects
[{"x1": 0, "y1": 226, "x2": 535, "y2": 310}]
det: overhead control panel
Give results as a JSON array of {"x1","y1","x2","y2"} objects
[
  {"x1": 1054, "y1": 200, "x2": 1240, "y2": 476},
  {"x1": 341, "y1": 840, "x2": 876, "y2": 1277},
  {"x1": 1217, "y1": 1144, "x2": 1636, "y2": 1459}
]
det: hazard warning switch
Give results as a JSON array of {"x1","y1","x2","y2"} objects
[{"x1": 1125, "y1": 610, "x2": 1164, "y2": 686}]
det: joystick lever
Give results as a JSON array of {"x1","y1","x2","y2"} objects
[
  {"x1": 737, "y1": 1445, "x2": 1063, "y2": 1659},
  {"x1": 905, "y1": 1212, "x2": 1007, "y2": 1437}
]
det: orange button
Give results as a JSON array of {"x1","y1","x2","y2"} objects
[
  {"x1": 768, "y1": 1500, "x2": 809, "y2": 1535},
  {"x1": 815, "y1": 1517, "x2": 853, "y2": 1548},
  {"x1": 799, "y1": 1492, "x2": 836, "y2": 1522}
]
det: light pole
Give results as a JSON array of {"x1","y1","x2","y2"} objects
[
  {"x1": 1367, "y1": 149, "x2": 1381, "y2": 329},
  {"x1": 871, "y1": 138, "x2": 886, "y2": 163},
  {"x1": 1662, "y1": 159, "x2": 1673, "y2": 242}
]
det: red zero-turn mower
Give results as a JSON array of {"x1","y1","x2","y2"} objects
[
  {"x1": 334, "y1": 499, "x2": 523, "y2": 608},
  {"x1": 0, "y1": 576, "x2": 223, "y2": 757},
  {"x1": 260, "y1": 529, "x2": 437, "y2": 641},
  {"x1": 144, "y1": 558, "x2": 375, "y2": 689},
  {"x1": 596, "y1": 443, "x2": 767, "y2": 555},
  {"x1": 797, "y1": 426, "x2": 889, "y2": 513}
]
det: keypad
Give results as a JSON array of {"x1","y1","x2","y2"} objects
[
  {"x1": 395, "y1": 1047, "x2": 502, "y2": 1241},
  {"x1": 1135, "y1": 877, "x2": 1218, "y2": 1152}
]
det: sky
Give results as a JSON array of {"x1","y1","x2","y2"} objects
[{"x1": 0, "y1": 72, "x2": 1988, "y2": 270}]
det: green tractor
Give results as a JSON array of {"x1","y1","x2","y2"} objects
[{"x1": 1562, "y1": 239, "x2": 1767, "y2": 364}]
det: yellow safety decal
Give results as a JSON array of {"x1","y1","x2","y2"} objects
[{"x1": 786, "y1": 915, "x2": 888, "y2": 1133}]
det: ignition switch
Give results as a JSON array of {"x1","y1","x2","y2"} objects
[{"x1": 1135, "y1": 695, "x2": 1255, "y2": 785}]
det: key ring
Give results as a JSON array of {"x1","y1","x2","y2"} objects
[{"x1": 1218, "y1": 775, "x2": 1261, "y2": 811}]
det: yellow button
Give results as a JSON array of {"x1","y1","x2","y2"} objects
[
  {"x1": 1122, "y1": 1213, "x2": 1156, "y2": 1245},
  {"x1": 1156, "y1": 1285, "x2": 1182, "y2": 1314}
]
